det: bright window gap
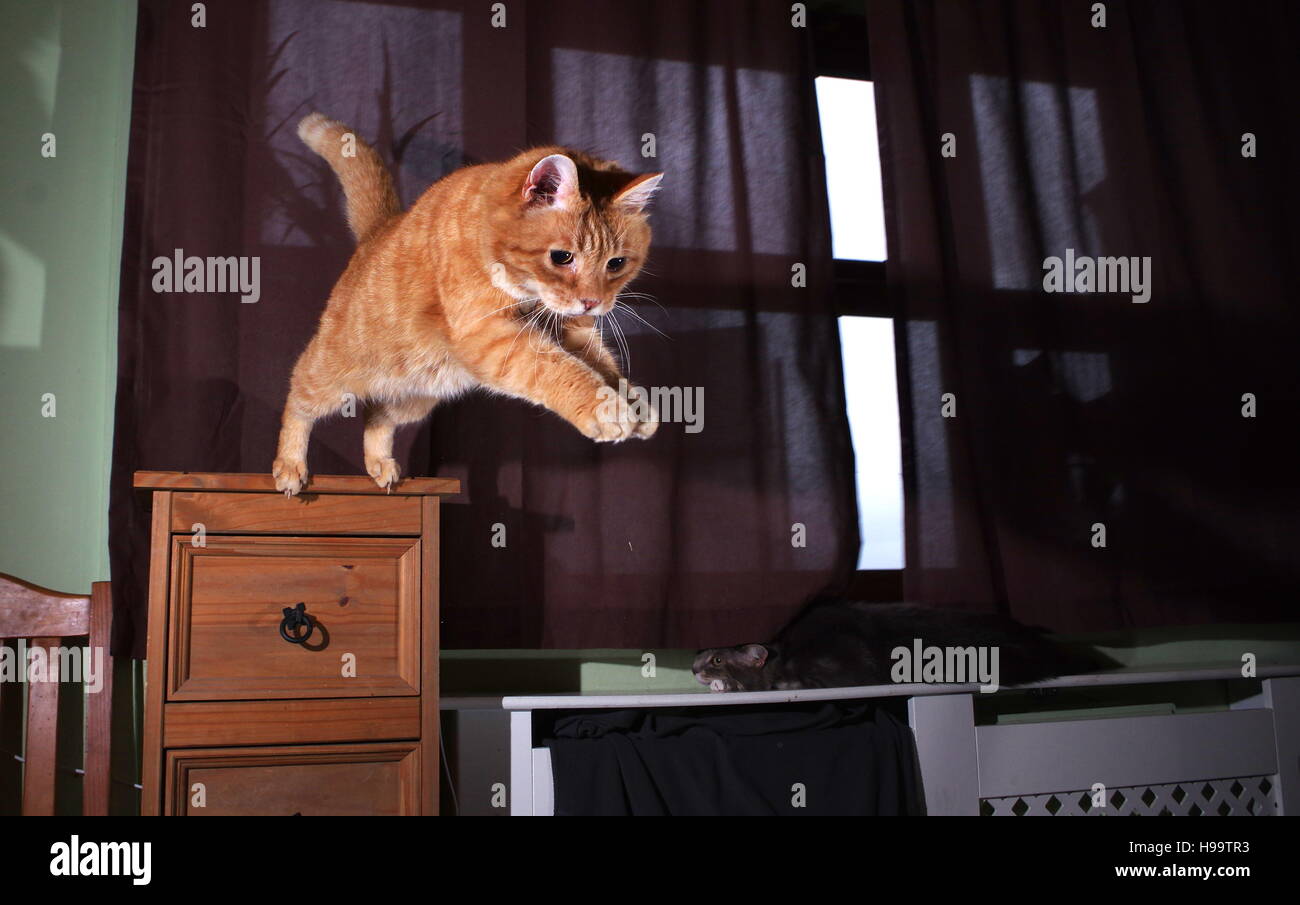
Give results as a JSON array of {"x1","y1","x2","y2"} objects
[
  {"x1": 837, "y1": 316, "x2": 904, "y2": 570},
  {"x1": 815, "y1": 76, "x2": 887, "y2": 262}
]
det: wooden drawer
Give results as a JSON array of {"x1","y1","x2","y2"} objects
[
  {"x1": 163, "y1": 698, "x2": 421, "y2": 747},
  {"x1": 167, "y1": 536, "x2": 421, "y2": 701},
  {"x1": 170, "y1": 491, "x2": 422, "y2": 535},
  {"x1": 166, "y1": 742, "x2": 420, "y2": 815},
  {"x1": 136, "y1": 473, "x2": 458, "y2": 815}
]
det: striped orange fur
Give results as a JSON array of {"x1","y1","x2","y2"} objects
[{"x1": 273, "y1": 113, "x2": 663, "y2": 495}]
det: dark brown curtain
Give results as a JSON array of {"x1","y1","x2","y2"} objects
[
  {"x1": 869, "y1": 0, "x2": 1300, "y2": 630},
  {"x1": 110, "y1": 0, "x2": 856, "y2": 655}
]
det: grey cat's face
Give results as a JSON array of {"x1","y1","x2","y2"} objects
[{"x1": 692, "y1": 644, "x2": 771, "y2": 692}]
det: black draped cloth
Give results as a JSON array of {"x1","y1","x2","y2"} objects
[{"x1": 543, "y1": 704, "x2": 920, "y2": 816}]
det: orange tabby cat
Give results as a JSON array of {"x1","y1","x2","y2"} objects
[{"x1": 273, "y1": 113, "x2": 664, "y2": 495}]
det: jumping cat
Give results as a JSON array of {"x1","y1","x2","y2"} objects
[
  {"x1": 693, "y1": 597, "x2": 1110, "y2": 692},
  {"x1": 273, "y1": 113, "x2": 664, "y2": 495}
]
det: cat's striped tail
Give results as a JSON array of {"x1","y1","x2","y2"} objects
[{"x1": 297, "y1": 112, "x2": 401, "y2": 244}]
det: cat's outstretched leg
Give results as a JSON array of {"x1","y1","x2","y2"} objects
[
  {"x1": 560, "y1": 316, "x2": 623, "y2": 386},
  {"x1": 466, "y1": 316, "x2": 647, "y2": 441},
  {"x1": 559, "y1": 316, "x2": 658, "y2": 439},
  {"x1": 362, "y1": 396, "x2": 438, "y2": 491}
]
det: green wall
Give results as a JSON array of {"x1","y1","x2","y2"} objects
[{"x1": 0, "y1": 0, "x2": 136, "y2": 594}]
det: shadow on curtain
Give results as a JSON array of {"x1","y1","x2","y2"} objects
[{"x1": 869, "y1": 0, "x2": 1300, "y2": 630}]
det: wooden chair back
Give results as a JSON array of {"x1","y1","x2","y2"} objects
[{"x1": 0, "y1": 573, "x2": 114, "y2": 815}]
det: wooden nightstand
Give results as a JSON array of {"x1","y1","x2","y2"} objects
[{"x1": 133, "y1": 471, "x2": 459, "y2": 816}]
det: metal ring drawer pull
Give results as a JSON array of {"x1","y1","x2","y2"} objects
[{"x1": 279, "y1": 602, "x2": 315, "y2": 644}]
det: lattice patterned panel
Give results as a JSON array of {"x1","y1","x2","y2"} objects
[{"x1": 980, "y1": 776, "x2": 1278, "y2": 816}]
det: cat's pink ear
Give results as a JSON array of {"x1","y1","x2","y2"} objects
[
  {"x1": 613, "y1": 172, "x2": 663, "y2": 213},
  {"x1": 742, "y1": 644, "x2": 768, "y2": 667},
  {"x1": 523, "y1": 154, "x2": 579, "y2": 208}
]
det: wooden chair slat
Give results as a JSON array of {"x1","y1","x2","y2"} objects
[
  {"x1": 83, "y1": 582, "x2": 113, "y2": 816},
  {"x1": 0, "y1": 573, "x2": 115, "y2": 816},
  {"x1": 0, "y1": 574, "x2": 89, "y2": 637},
  {"x1": 21, "y1": 637, "x2": 61, "y2": 816}
]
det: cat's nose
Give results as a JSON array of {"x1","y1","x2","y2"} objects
[{"x1": 580, "y1": 298, "x2": 600, "y2": 312}]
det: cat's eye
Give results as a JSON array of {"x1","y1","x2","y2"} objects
[
  {"x1": 550, "y1": 250, "x2": 574, "y2": 266},
  {"x1": 606, "y1": 257, "x2": 626, "y2": 272},
  {"x1": 712, "y1": 656, "x2": 723, "y2": 666}
]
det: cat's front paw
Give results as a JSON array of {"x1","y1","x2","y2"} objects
[
  {"x1": 366, "y1": 456, "x2": 401, "y2": 491},
  {"x1": 578, "y1": 385, "x2": 659, "y2": 443},
  {"x1": 578, "y1": 406, "x2": 637, "y2": 443},
  {"x1": 585, "y1": 418, "x2": 635, "y2": 443},
  {"x1": 629, "y1": 394, "x2": 659, "y2": 440},
  {"x1": 273, "y1": 458, "x2": 309, "y2": 497}
]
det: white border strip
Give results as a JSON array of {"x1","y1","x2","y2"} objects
[{"x1": 500, "y1": 665, "x2": 1300, "y2": 711}]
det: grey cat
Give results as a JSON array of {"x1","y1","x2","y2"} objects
[{"x1": 693, "y1": 597, "x2": 1109, "y2": 692}]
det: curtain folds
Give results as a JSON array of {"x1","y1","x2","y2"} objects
[
  {"x1": 110, "y1": 0, "x2": 856, "y2": 655},
  {"x1": 869, "y1": 0, "x2": 1300, "y2": 630}
]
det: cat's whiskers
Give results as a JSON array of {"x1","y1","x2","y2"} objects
[
  {"x1": 532, "y1": 307, "x2": 562, "y2": 348},
  {"x1": 528, "y1": 310, "x2": 558, "y2": 383},
  {"x1": 527, "y1": 309, "x2": 556, "y2": 357},
  {"x1": 579, "y1": 319, "x2": 601, "y2": 361},
  {"x1": 595, "y1": 314, "x2": 614, "y2": 369},
  {"x1": 502, "y1": 303, "x2": 547, "y2": 366},
  {"x1": 616, "y1": 291, "x2": 669, "y2": 319},
  {"x1": 523, "y1": 310, "x2": 568, "y2": 392},
  {"x1": 462, "y1": 297, "x2": 541, "y2": 330},
  {"x1": 613, "y1": 301, "x2": 670, "y2": 340},
  {"x1": 605, "y1": 310, "x2": 631, "y2": 375}
]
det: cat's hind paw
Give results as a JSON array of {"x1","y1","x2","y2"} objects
[
  {"x1": 366, "y1": 456, "x2": 401, "y2": 492},
  {"x1": 273, "y1": 458, "x2": 309, "y2": 497}
]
